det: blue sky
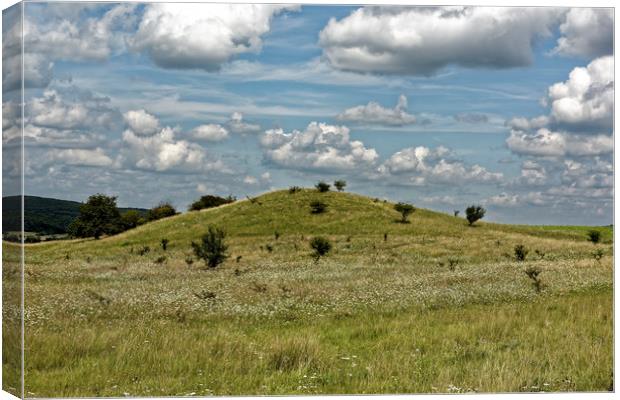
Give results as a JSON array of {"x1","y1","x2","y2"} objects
[{"x1": 2, "y1": 3, "x2": 614, "y2": 225}]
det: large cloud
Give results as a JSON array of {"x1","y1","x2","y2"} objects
[
  {"x1": 336, "y1": 95, "x2": 416, "y2": 126},
  {"x1": 553, "y1": 8, "x2": 613, "y2": 58},
  {"x1": 546, "y1": 55, "x2": 613, "y2": 130},
  {"x1": 506, "y1": 56, "x2": 613, "y2": 158},
  {"x1": 131, "y1": 4, "x2": 298, "y2": 71},
  {"x1": 379, "y1": 146, "x2": 503, "y2": 185},
  {"x1": 319, "y1": 6, "x2": 561, "y2": 75},
  {"x1": 260, "y1": 122, "x2": 378, "y2": 171},
  {"x1": 3, "y1": 4, "x2": 136, "y2": 92}
]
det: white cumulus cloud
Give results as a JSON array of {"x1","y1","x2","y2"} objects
[
  {"x1": 51, "y1": 148, "x2": 114, "y2": 167},
  {"x1": 260, "y1": 122, "x2": 378, "y2": 171},
  {"x1": 319, "y1": 6, "x2": 561, "y2": 75},
  {"x1": 190, "y1": 124, "x2": 229, "y2": 142},
  {"x1": 380, "y1": 145, "x2": 503, "y2": 185},
  {"x1": 547, "y1": 55, "x2": 613, "y2": 130},
  {"x1": 131, "y1": 4, "x2": 298, "y2": 71},
  {"x1": 553, "y1": 8, "x2": 613, "y2": 58},
  {"x1": 123, "y1": 109, "x2": 161, "y2": 137}
]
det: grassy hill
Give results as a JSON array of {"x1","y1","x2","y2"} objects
[
  {"x1": 2, "y1": 195, "x2": 147, "y2": 235},
  {"x1": 3, "y1": 189, "x2": 613, "y2": 396}
]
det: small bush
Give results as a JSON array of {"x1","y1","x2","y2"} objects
[
  {"x1": 447, "y1": 257, "x2": 460, "y2": 271},
  {"x1": 160, "y1": 238, "x2": 169, "y2": 251},
  {"x1": 384, "y1": 232, "x2": 388, "y2": 242},
  {"x1": 588, "y1": 230, "x2": 601, "y2": 244},
  {"x1": 266, "y1": 244, "x2": 274, "y2": 253},
  {"x1": 525, "y1": 266, "x2": 544, "y2": 292},
  {"x1": 194, "y1": 290, "x2": 216, "y2": 300},
  {"x1": 247, "y1": 196, "x2": 262, "y2": 205},
  {"x1": 191, "y1": 226, "x2": 229, "y2": 269},
  {"x1": 154, "y1": 256, "x2": 167, "y2": 265},
  {"x1": 514, "y1": 244, "x2": 528, "y2": 262},
  {"x1": 593, "y1": 248, "x2": 604, "y2": 262},
  {"x1": 274, "y1": 231, "x2": 280, "y2": 240},
  {"x1": 185, "y1": 255, "x2": 194, "y2": 266},
  {"x1": 310, "y1": 236, "x2": 331, "y2": 261},
  {"x1": 288, "y1": 186, "x2": 302, "y2": 194},
  {"x1": 394, "y1": 202, "x2": 415, "y2": 223},
  {"x1": 334, "y1": 180, "x2": 346, "y2": 192},
  {"x1": 453, "y1": 210, "x2": 460, "y2": 217},
  {"x1": 189, "y1": 194, "x2": 235, "y2": 211},
  {"x1": 465, "y1": 205, "x2": 486, "y2": 225},
  {"x1": 138, "y1": 246, "x2": 150, "y2": 256},
  {"x1": 310, "y1": 200, "x2": 327, "y2": 214},
  {"x1": 315, "y1": 181, "x2": 330, "y2": 192},
  {"x1": 147, "y1": 202, "x2": 177, "y2": 221}
]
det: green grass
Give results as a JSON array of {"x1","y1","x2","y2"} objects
[{"x1": 3, "y1": 189, "x2": 613, "y2": 396}]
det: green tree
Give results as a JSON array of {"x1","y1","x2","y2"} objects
[
  {"x1": 334, "y1": 180, "x2": 346, "y2": 192},
  {"x1": 394, "y1": 202, "x2": 415, "y2": 223},
  {"x1": 315, "y1": 181, "x2": 330, "y2": 192},
  {"x1": 191, "y1": 226, "x2": 229, "y2": 269},
  {"x1": 68, "y1": 194, "x2": 122, "y2": 239},
  {"x1": 465, "y1": 205, "x2": 486, "y2": 226}
]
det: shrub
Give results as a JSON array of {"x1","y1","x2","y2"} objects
[
  {"x1": 588, "y1": 230, "x2": 601, "y2": 244},
  {"x1": 189, "y1": 194, "x2": 235, "y2": 211},
  {"x1": 146, "y1": 202, "x2": 177, "y2": 221},
  {"x1": 310, "y1": 236, "x2": 331, "y2": 261},
  {"x1": 525, "y1": 266, "x2": 544, "y2": 292},
  {"x1": 137, "y1": 246, "x2": 150, "y2": 256},
  {"x1": 394, "y1": 202, "x2": 415, "y2": 223},
  {"x1": 266, "y1": 244, "x2": 274, "y2": 253},
  {"x1": 334, "y1": 180, "x2": 346, "y2": 192},
  {"x1": 465, "y1": 205, "x2": 486, "y2": 226},
  {"x1": 191, "y1": 226, "x2": 229, "y2": 269},
  {"x1": 514, "y1": 244, "x2": 528, "y2": 262},
  {"x1": 453, "y1": 210, "x2": 460, "y2": 217},
  {"x1": 447, "y1": 257, "x2": 460, "y2": 271},
  {"x1": 247, "y1": 196, "x2": 262, "y2": 205},
  {"x1": 185, "y1": 255, "x2": 194, "y2": 266},
  {"x1": 593, "y1": 248, "x2": 604, "y2": 262},
  {"x1": 384, "y1": 232, "x2": 388, "y2": 242},
  {"x1": 24, "y1": 235, "x2": 41, "y2": 243},
  {"x1": 121, "y1": 210, "x2": 144, "y2": 230},
  {"x1": 288, "y1": 186, "x2": 302, "y2": 194},
  {"x1": 154, "y1": 256, "x2": 167, "y2": 265},
  {"x1": 274, "y1": 231, "x2": 280, "y2": 240},
  {"x1": 161, "y1": 238, "x2": 169, "y2": 251},
  {"x1": 310, "y1": 200, "x2": 327, "y2": 214},
  {"x1": 315, "y1": 181, "x2": 330, "y2": 192}
]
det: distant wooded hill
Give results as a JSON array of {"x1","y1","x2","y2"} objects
[{"x1": 2, "y1": 195, "x2": 147, "y2": 235}]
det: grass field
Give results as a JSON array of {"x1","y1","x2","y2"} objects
[{"x1": 2, "y1": 189, "x2": 614, "y2": 396}]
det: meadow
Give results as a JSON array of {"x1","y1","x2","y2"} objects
[{"x1": 2, "y1": 189, "x2": 614, "y2": 396}]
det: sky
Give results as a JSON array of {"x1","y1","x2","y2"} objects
[{"x1": 1, "y1": 3, "x2": 614, "y2": 225}]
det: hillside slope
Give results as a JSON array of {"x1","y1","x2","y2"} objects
[{"x1": 25, "y1": 189, "x2": 612, "y2": 262}]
